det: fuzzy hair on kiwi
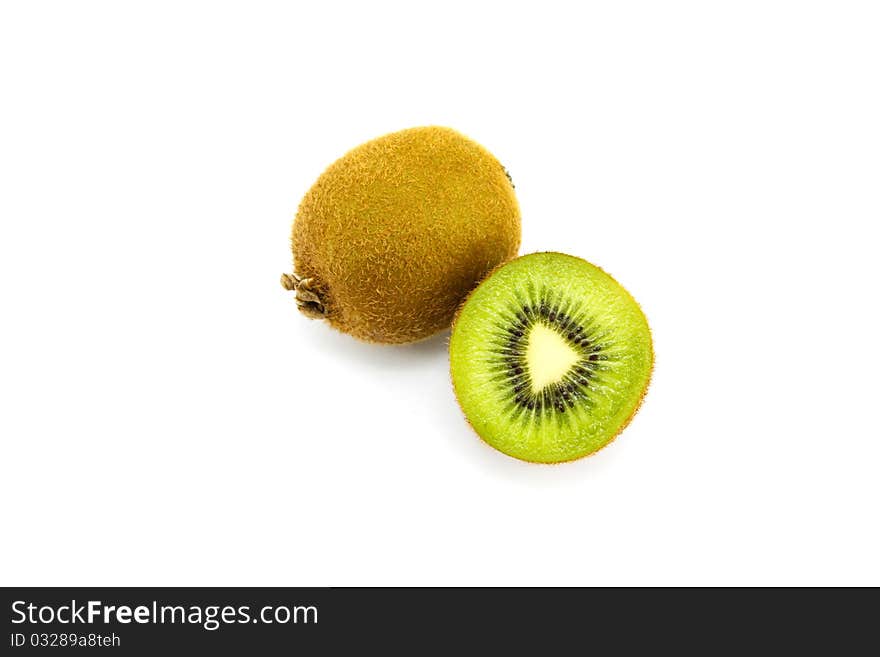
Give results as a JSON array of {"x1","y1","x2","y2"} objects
[{"x1": 282, "y1": 126, "x2": 522, "y2": 344}]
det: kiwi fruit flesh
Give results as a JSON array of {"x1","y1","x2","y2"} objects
[
  {"x1": 449, "y1": 252, "x2": 653, "y2": 463},
  {"x1": 282, "y1": 126, "x2": 521, "y2": 344}
]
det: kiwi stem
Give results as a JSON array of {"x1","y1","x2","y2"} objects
[{"x1": 280, "y1": 272, "x2": 326, "y2": 319}]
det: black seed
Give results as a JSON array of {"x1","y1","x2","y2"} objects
[
  {"x1": 589, "y1": 354, "x2": 598, "y2": 361},
  {"x1": 513, "y1": 366, "x2": 523, "y2": 375},
  {"x1": 555, "y1": 399, "x2": 565, "y2": 412}
]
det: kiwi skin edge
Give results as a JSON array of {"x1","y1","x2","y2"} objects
[{"x1": 448, "y1": 252, "x2": 654, "y2": 465}]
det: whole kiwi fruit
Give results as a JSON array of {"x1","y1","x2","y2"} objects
[{"x1": 282, "y1": 126, "x2": 521, "y2": 344}]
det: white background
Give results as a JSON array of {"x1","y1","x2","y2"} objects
[{"x1": 1, "y1": 1, "x2": 878, "y2": 586}]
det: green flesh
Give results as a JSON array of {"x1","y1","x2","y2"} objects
[{"x1": 449, "y1": 253, "x2": 653, "y2": 463}]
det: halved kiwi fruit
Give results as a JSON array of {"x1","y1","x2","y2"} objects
[{"x1": 449, "y1": 252, "x2": 653, "y2": 463}]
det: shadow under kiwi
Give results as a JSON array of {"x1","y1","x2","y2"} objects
[{"x1": 301, "y1": 319, "x2": 450, "y2": 368}]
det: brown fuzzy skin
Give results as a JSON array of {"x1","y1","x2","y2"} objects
[
  {"x1": 287, "y1": 126, "x2": 521, "y2": 344},
  {"x1": 448, "y1": 252, "x2": 655, "y2": 464}
]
